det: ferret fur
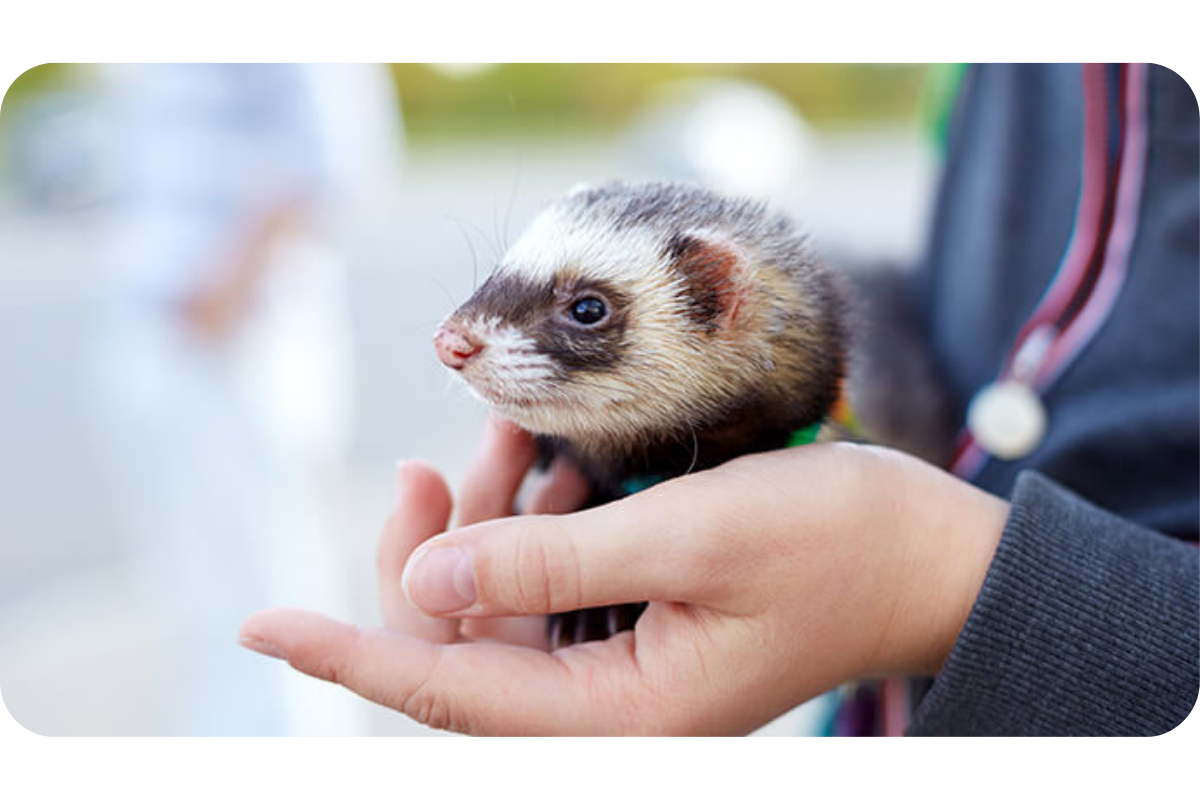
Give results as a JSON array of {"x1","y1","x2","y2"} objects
[
  {"x1": 442, "y1": 181, "x2": 850, "y2": 501},
  {"x1": 436, "y1": 181, "x2": 861, "y2": 647}
]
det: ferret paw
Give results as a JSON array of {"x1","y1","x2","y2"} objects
[{"x1": 547, "y1": 603, "x2": 646, "y2": 649}]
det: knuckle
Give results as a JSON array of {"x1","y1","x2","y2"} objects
[
  {"x1": 395, "y1": 650, "x2": 474, "y2": 734},
  {"x1": 499, "y1": 523, "x2": 579, "y2": 614},
  {"x1": 400, "y1": 684, "x2": 457, "y2": 732}
]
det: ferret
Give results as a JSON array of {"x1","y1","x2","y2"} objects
[{"x1": 434, "y1": 181, "x2": 850, "y2": 648}]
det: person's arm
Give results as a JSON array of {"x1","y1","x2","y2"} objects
[
  {"x1": 177, "y1": 195, "x2": 311, "y2": 342},
  {"x1": 909, "y1": 470, "x2": 1200, "y2": 735}
]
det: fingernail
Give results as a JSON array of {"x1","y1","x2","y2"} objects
[
  {"x1": 239, "y1": 636, "x2": 286, "y2": 660},
  {"x1": 403, "y1": 546, "x2": 477, "y2": 614}
]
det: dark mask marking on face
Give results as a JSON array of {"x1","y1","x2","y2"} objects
[
  {"x1": 457, "y1": 272, "x2": 556, "y2": 327},
  {"x1": 456, "y1": 271, "x2": 631, "y2": 373},
  {"x1": 531, "y1": 276, "x2": 630, "y2": 372}
]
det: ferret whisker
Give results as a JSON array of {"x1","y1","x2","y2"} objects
[
  {"x1": 444, "y1": 214, "x2": 499, "y2": 286},
  {"x1": 503, "y1": 143, "x2": 523, "y2": 253},
  {"x1": 401, "y1": 317, "x2": 455, "y2": 335},
  {"x1": 424, "y1": 271, "x2": 462, "y2": 312},
  {"x1": 491, "y1": 197, "x2": 501, "y2": 271},
  {"x1": 683, "y1": 422, "x2": 700, "y2": 477},
  {"x1": 456, "y1": 218, "x2": 482, "y2": 292}
]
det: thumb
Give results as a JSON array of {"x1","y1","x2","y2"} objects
[{"x1": 401, "y1": 475, "x2": 728, "y2": 617}]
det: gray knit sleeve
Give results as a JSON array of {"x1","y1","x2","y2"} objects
[{"x1": 907, "y1": 471, "x2": 1199, "y2": 735}]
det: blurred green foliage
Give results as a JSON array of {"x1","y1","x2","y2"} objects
[
  {"x1": 392, "y1": 64, "x2": 930, "y2": 141},
  {"x1": 2, "y1": 63, "x2": 81, "y2": 116},
  {"x1": 2, "y1": 64, "x2": 931, "y2": 145}
]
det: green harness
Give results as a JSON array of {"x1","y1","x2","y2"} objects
[{"x1": 620, "y1": 420, "x2": 824, "y2": 496}]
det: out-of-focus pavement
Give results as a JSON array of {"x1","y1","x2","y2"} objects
[{"x1": 0, "y1": 130, "x2": 935, "y2": 735}]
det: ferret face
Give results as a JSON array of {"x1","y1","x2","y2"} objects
[{"x1": 435, "y1": 182, "x2": 831, "y2": 450}]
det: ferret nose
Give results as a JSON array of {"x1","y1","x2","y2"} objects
[{"x1": 434, "y1": 324, "x2": 483, "y2": 369}]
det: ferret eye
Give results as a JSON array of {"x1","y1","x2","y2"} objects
[{"x1": 569, "y1": 297, "x2": 607, "y2": 325}]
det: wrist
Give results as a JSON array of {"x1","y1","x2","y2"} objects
[
  {"x1": 910, "y1": 468, "x2": 1009, "y2": 675},
  {"x1": 863, "y1": 450, "x2": 1008, "y2": 677}
]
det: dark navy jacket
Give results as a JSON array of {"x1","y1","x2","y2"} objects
[{"x1": 905, "y1": 64, "x2": 1199, "y2": 735}]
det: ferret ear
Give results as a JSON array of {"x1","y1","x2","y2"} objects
[{"x1": 666, "y1": 231, "x2": 750, "y2": 334}]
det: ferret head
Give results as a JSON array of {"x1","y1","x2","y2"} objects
[{"x1": 435, "y1": 181, "x2": 845, "y2": 454}]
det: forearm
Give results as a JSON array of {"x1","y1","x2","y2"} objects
[
  {"x1": 909, "y1": 471, "x2": 1200, "y2": 735},
  {"x1": 178, "y1": 194, "x2": 312, "y2": 340}
]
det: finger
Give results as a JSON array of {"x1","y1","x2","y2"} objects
[
  {"x1": 524, "y1": 456, "x2": 591, "y2": 515},
  {"x1": 455, "y1": 417, "x2": 540, "y2": 527},
  {"x1": 457, "y1": 447, "x2": 588, "y2": 647},
  {"x1": 403, "y1": 473, "x2": 732, "y2": 618},
  {"x1": 238, "y1": 607, "x2": 642, "y2": 735},
  {"x1": 460, "y1": 614, "x2": 549, "y2": 649},
  {"x1": 377, "y1": 461, "x2": 459, "y2": 642}
]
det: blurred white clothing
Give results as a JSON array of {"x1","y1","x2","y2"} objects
[{"x1": 89, "y1": 64, "x2": 403, "y2": 735}]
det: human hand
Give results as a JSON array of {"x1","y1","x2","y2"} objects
[
  {"x1": 376, "y1": 417, "x2": 591, "y2": 649},
  {"x1": 178, "y1": 197, "x2": 309, "y2": 344},
  {"x1": 240, "y1": 435, "x2": 1008, "y2": 735},
  {"x1": 178, "y1": 277, "x2": 252, "y2": 343}
]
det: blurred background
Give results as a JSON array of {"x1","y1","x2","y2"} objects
[{"x1": 0, "y1": 63, "x2": 942, "y2": 736}]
